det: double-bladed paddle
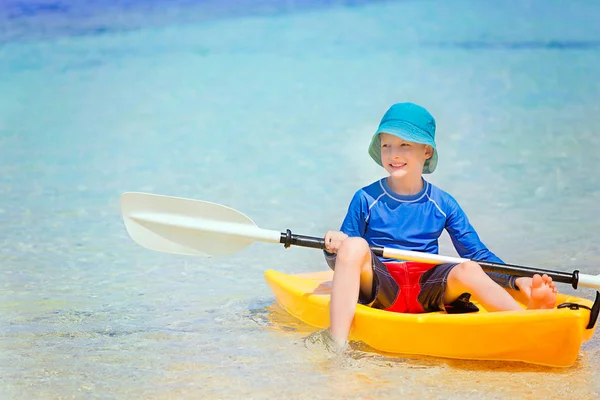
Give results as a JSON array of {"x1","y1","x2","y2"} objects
[{"x1": 120, "y1": 192, "x2": 600, "y2": 291}]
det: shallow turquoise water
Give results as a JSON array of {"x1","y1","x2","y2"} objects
[{"x1": 1, "y1": 0, "x2": 600, "y2": 398}]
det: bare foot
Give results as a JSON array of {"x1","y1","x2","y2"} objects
[
  {"x1": 527, "y1": 274, "x2": 557, "y2": 310},
  {"x1": 303, "y1": 329, "x2": 347, "y2": 354}
]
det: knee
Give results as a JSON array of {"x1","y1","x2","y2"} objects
[
  {"x1": 449, "y1": 261, "x2": 484, "y2": 281},
  {"x1": 335, "y1": 237, "x2": 370, "y2": 265}
]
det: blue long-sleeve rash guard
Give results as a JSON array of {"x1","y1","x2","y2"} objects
[{"x1": 325, "y1": 178, "x2": 517, "y2": 290}]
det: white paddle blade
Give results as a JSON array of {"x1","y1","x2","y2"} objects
[{"x1": 120, "y1": 192, "x2": 281, "y2": 257}]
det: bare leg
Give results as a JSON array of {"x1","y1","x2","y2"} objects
[
  {"x1": 444, "y1": 261, "x2": 556, "y2": 312},
  {"x1": 329, "y1": 237, "x2": 374, "y2": 344},
  {"x1": 444, "y1": 261, "x2": 521, "y2": 311}
]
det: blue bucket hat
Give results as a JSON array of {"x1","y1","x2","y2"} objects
[{"x1": 368, "y1": 102, "x2": 438, "y2": 174}]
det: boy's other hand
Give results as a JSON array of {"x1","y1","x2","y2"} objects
[{"x1": 324, "y1": 231, "x2": 348, "y2": 254}]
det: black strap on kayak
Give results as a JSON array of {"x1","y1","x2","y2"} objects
[
  {"x1": 587, "y1": 291, "x2": 600, "y2": 329},
  {"x1": 557, "y1": 291, "x2": 600, "y2": 330},
  {"x1": 445, "y1": 293, "x2": 479, "y2": 314}
]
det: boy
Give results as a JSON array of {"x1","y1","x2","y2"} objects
[{"x1": 323, "y1": 102, "x2": 558, "y2": 347}]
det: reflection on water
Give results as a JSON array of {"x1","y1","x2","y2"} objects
[{"x1": 261, "y1": 302, "x2": 597, "y2": 399}]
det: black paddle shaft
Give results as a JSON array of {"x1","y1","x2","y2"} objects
[{"x1": 279, "y1": 230, "x2": 581, "y2": 289}]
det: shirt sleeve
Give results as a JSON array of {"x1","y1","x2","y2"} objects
[
  {"x1": 445, "y1": 199, "x2": 518, "y2": 290},
  {"x1": 324, "y1": 190, "x2": 369, "y2": 270},
  {"x1": 339, "y1": 190, "x2": 369, "y2": 238}
]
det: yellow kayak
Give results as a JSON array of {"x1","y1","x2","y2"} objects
[{"x1": 264, "y1": 269, "x2": 598, "y2": 367}]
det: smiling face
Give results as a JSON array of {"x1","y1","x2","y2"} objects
[{"x1": 379, "y1": 132, "x2": 433, "y2": 180}]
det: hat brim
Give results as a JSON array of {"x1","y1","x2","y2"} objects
[{"x1": 368, "y1": 121, "x2": 438, "y2": 174}]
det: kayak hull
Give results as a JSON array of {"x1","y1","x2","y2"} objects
[{"x1": 264, "y1": 269, "x2": 596, "y2": 367}]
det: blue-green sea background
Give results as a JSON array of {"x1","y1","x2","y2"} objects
[{"x1": 1, "y1": 0, "x2": 600, "y2": 398}]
